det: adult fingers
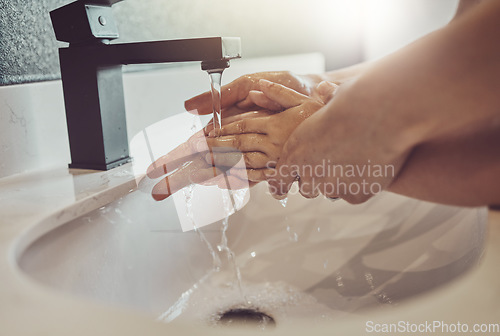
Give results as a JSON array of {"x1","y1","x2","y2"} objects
[
  {"x1": 247, "y1": 90, "x2": 283, "y2": 111},
  {"x1": 208, "y1": 117, "x2": 269, "y2": 137},
  {"x1": 212, "y1": 166, "x2": 273, "y2": 183},
  {"x1": 205, "y1": 134, "x2": 268, "y2": 153},
  {"x1": 188, "y1": 165, "x2": 225, "y2": 184},
  {"x1": 185, "y1": 72, "x2": 312, "y2": 115},
  {"x1": 247, "y1": 168, "x2": 274, "y2": 182},
  {"x1": 151, "y1": 157, "x2": 211, "y2": 201},
  {"x1": 265, "y1": 134, "x2": 301, "y2": 199},
  {"x1": 205, "y1": 151, "x2": 270, "y2": 169},
  {"x1": 204, "y1": 151, "x2": 242, "y2": 169},
  {"x1": 210, "y1": 168, "x2": 271, "y2": 188},
  {"x1": 259, "y1": 79, "x2": 309, "y2": 108},
  {"x1": 190, "y1": 168, "x2": 248, "y2": 191},
  {"x1": 185, "y1": 76, "x2": 252, "y2": 115},
  {"x1": 147, "y1": 130, "x2": 205, "y2": 179},
  {"x1": 235, "y1": 91, "x2": 283, "y2": 111},
  {"x1": 316, "y1": 81, "x2": 339, "y2": 104},
  {"x1": 266, "y1": 161, "x2": 296, "y2": 199},
  {"x1": 204, "y1": 110, "x2": 272, "y2": 135},
  {"x1": 235, "y1": 96, "x2": 256, "y2": 110}
]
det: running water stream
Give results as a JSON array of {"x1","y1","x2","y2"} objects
[
  {"x1": 208, "y1": 69, "x2": 247, "y2": 301},
  {"x1": 208, "y1": 70, "x2": 223, "y2": 131},
  {"x1": 159, "y1": 70, "x2": 252, "y2": 324}
]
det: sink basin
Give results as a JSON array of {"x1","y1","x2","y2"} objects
[
  {"x1": 0, "y1": 52, "x2": 492, "y2": 334},
  {"x1": 18, "y1": 181, "x2": 486, "y2": 328}
]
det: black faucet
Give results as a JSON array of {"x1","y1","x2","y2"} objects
[{"x1": 50, "y1": 0, "x2": 241, "y2": 170}]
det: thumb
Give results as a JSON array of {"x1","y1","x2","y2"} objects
[{"x1": 316, "y1": 81, "x2": 338, "y2": 104}]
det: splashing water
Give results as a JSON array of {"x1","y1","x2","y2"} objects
[
  {"x1": 159, "y1": 279, "x2": 340, "y2": 327},
  {"x1": 208, "y1": 69, "x2": 246, "y2": 299},
  {"x1": 285, "y1": 215, "x2": 299, "y2": 242},
  {"x1": 183, "y1": 185, "x2": 222, "y2": 270},
  {"x1": 286, "y1": 225, "x2": 299, "y2": 242},
  {"x1": 159, "y1": 69, "x2": 256, "y2": 324},
  {"x1": 218, "y1": 188, "x2": 247, "y2": 301}
]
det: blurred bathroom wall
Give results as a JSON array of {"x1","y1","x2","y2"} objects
[
  {"x1": 362, "y1": 0, "x2": 459, "y2": 61},
  {"x1": 113, "y1": 0, "x2": 460, "y2": 70},
  {"x1": 109, "y1": 0, "x2": 367, "y2": 72},
  {"x1": 1, "y1": 0, "x2": 365, "y2": 85},
  {"x1": 0, "y1": 0, "x2": 459, "y2": 85}
]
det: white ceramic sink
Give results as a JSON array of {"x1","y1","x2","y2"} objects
[
  {"x1": 18, "y1": 181, "x2": 487, "y2": 328},
  {"x1": 0, "y1": 52, "x2": 495, "y2": 334}
]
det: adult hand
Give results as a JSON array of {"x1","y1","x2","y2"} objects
[
  {"x1": 202, "y1": 79, "x2": 337, "y2": 183},
  {"x1": 184, "y1": 71, "x2": 326, "y2": 115},
  {"x1": 268, "y1": 80, "x2": 414, "y2": 203},
  {"x1": 147, "y1": 79, "x2": 338, "y2": 201},
  {"x1": 146, "y1": 110, "x2": 269, "y2": 201}
]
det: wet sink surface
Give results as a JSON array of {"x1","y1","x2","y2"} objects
[{"x1": 19, "y1": 183, "x2": 486, "y2": 327}]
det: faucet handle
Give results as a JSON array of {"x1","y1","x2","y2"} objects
[{"x1": 50, "y1": 1, "x2": 120, "y2": 45}]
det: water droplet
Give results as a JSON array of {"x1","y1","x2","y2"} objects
[
  {"x1": 365, "y1": 272, "x2": 375, "y2": 290},
  {"x1": 286, "y1": 225, "x2": 299, "y2": 242},
  {"x1": 335, "y1": 274, "x2": 344, "y2": 287},
  {"x1": 190, "y1": 116, "x2": 197, "y2": 133}
]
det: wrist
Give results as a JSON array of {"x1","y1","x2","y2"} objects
[{"x1": 329, "y1": 77, "x2": 433, "y2": 155}]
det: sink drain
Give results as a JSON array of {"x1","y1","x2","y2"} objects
[{"x1": 217, "y1": 308, "x2": 276, "y2": 328}]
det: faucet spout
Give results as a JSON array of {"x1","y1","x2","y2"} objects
[
  {"x1": 51, "y1": 2, "x2": 241, "y2": 170},
  {"x1": 64, "y1": 37, "x2": 241, "y2": 67}
]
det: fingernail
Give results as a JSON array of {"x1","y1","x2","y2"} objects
[
  {"x1": 152, "y1": 180, "x2": 170, "y2": 201},
  {"x1": 259, "y1": 79, "x2": 273, "y2": 88},
  {"x1": 204, "y1": 152, "x2": 214, "y2": 165},
  {"x1": 317, "y1": 81, "x2": 338, "y2": 95}
]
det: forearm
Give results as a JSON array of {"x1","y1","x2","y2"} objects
[
  {"x1": 453, "y1": 0, "x2": 487, "y2": 20},
  {"x1": 338, "y1": 0, "x2": 500, "y2": 148},
  {"x1": 306, "y1": 61, "x2": 373, "y2": 86},
  {"x1": 307, "y1": 1, "x2": 492, "y2": 90},
  {"x1": 306, "y1": 1, "x2": 490, "y2": 86},
  {"x1": 388, "y1": 126, "x2": 500, "y2": 206}
]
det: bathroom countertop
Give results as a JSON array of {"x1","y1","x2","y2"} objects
[{"x1": 0, "y1": 164, "x2": 499, "y2": 335}]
